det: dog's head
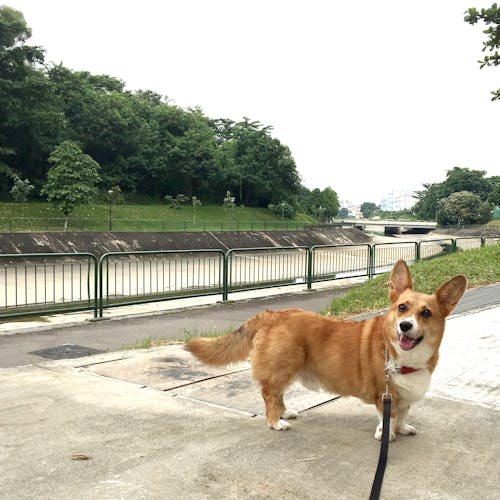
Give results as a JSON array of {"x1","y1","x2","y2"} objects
[{"x1": 386, "y1": 260, "x2": 467, "y2": 354}]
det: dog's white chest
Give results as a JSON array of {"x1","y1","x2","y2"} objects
[{"x1": 393, "y1": 369, "x2": 431, "y2": 403}]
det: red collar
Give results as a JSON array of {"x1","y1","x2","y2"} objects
[{"x1": 399, "y1": 366, "x2": 420, "y2": 374}]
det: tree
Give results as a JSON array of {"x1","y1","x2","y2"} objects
[
  {"x1": 445, "y1": 167, "x2": 491, "y2": 198},
  {"x1": 465, "y1": 3, "x2": 500, "y2": 100},
  {"x1": 360, "y1": 202, "x2": 378, "y2": 218},
  {"x1": 191, "y1": 195, "x2": 201, "y2": 225},
  {"x1": 223, "y1": 119, "x2": 301, "y2": 207},
  {"x1": 268, "y1": 201, "x2": 295, "y2": 219},
  {"x1": 338, "y1": 207, "x2": 349, "y2": 218},
  {"x1": 303, "y1": 187, "x2": 340, "y2": 220},
  {"x1": 487, "y1": 178, "x2": 500, "y2": 205},
  {"x1": 223, "y1": 190, "x2": 236, "y2": 224},
  {"x1": 164, "y1": 193, "x2": 189, "y2": 209},
  {"x1": 0, "y1": 6, "x2": 306, "y2": 205},
  {"x1": 0, "y1": 6, "x2": 63, "y2": 197},
  {"x1": 414, "y1": 167, "x2": 495, "y2": 220},
  {"x1": 9, "y1": 174, "x2": 34, "y2": 202},
  {"x1": 437, "y1": 191, "x2": 492, "y2": 226},
  {"x1": 41, "y1": 141, "x2": 100, "y2": 230}
]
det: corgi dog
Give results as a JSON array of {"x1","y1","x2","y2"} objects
[{"x1": 186, "y1": 260, "x2": 467, "y2": 440}]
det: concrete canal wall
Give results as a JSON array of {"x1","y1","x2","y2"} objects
[{"x1": 0, "y1": 228, "x2": 371, "y2": 257}]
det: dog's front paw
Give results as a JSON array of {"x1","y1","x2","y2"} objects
[
  {"x1": 269, "y1": 419, "x2": 291, "y2": 431},
  {"x1": 374, "y1": 422, "x2": 396, "y2": 442},
  {"x1": 396, "y1": 423, "x2": 417, "y2": 435}
]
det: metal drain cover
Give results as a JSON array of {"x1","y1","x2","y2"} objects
[{"x1": 30, "y1": 344, "x2": 105, "y2": 360}]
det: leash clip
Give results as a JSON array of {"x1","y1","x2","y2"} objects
[{"x1": 383, "y1": 348, "x2": 392, "y2": 401}]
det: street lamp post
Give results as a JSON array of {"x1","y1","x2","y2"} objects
[{"x1": 107, "y1": 189, "x2": 113, "y2": 231}]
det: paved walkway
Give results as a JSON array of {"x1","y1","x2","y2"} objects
[{"x1": 0, "y1": 284, "x2": 499, "y2": 499}]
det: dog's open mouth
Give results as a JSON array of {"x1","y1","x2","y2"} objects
[{"x1": 398, "y1": 334, "x2": 424, "y2": 351}]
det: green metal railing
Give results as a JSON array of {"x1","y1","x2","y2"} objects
[
  {"x1": 224, "y1": 246, "x2": 310, "y2": 300},
  {"x1": 310, "y1": 244, "x2": 372, "y2": 282},
  {"x1": 0, "y1": 253, "x2": 98, "y2": 319},
  {"x1": 98, "y1": 249, "x2": 225, "y2": 317},
  {"x1": 0, "y1": 237, "x2": 498, "y2": 320}
]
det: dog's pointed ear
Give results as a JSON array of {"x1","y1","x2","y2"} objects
[
  {"x1": 435, "y1": 275, "x2": 467, "y2": 317},
  {"x1": 389, "y1": 260, "x2": 413, "y2": 303}
]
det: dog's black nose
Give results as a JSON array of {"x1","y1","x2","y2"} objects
[{"x1": 399, "y1": 321, "x2": 413, "y2": 333}]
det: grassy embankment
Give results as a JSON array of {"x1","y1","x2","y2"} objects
[
  {"x1": 0, "y1": 202, "x2": 314, "y2": 232},
  {"x1": 324, "y1": 244, "x2": 499, "y2": 317}
]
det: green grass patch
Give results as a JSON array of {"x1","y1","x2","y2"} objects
[
  {"x1": 324, "y1": 244, "x2": 500, "y2": 317},
  {"x1": 0, "y1": 201, "x2": 314, "y2": 232},
  {"x1": 124, "y1": 325, "x2": 235, "y2": 350}
]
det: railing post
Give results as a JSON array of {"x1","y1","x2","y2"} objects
[
  {"x1": 222, "y1": 251, "x2": 230, "y2": 301},
  {"x1": 307, "y1": 247, "x2": 313, "y2": 290},
  {"x1": 368, "y1": 244, "x2": 375, "y2": 279},
  {"x1": 92, "y1": 254, "x2": 98, "y2": 318},
  {"x1": 98, "y1": 254, "x2": 105, "y2": 317},
  {"x1": 416, "y1": 242, "x2": 421, "y2": 261}
]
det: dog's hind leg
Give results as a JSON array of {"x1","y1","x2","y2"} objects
[
  {"x1": 261, "y1": 385, "x2": 291, "y2": 430},
  {"x1": 278, "y1": 394, "x2": 298, "y2": 420},
  {"x1": 395, "y1": 404, "x2": 417, "y2": 435}
]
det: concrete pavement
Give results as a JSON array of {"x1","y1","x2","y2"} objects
[{"x1": 0, "y1": 285, "x2": 499, "y2": 499}]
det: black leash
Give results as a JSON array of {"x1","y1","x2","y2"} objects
[
  {"x1": 369, "y1": 348, "x2": 393, "y2": 500},
  {"x1": 369, "y1": 395, "x2": 391, "y2": 500}
]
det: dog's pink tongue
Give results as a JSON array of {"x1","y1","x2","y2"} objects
[{"x1": 399, "y1": 335, "x2": 415, "y2": 351}]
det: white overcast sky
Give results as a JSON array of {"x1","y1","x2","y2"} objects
[{"x1": 5, "y1": 0, "x2": 500, "y2": 204}]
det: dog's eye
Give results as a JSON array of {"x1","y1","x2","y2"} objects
[
  {"x1": 398, "y1": 304, "x2": 407, "y2": 313},
  {"x1": 421, "y1": 309, "x2": 432, "y2": 318}
]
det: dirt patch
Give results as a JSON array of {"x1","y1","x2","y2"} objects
[{"x1": 0, "y1": 228, "x2": 371, "y2": 257}]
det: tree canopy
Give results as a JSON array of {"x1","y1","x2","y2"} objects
[
  {"x1": 360, "y1": 202, "x2": 378, "y2": 218},
  {"x1": 465, "y1": 3, "x2": 500, "y2": 100},
  {"x1": 40, "y1": 140, "x2": 100, "y2": 229},
  {"x1": 0, "y1": 5, "x2": 307, "y2": 211},
  {"x1": 437, "y1": 191, "x2": 492, "y2": 225},
  {"x1": 413, "y1": 167, "x2": 498, "y2": 222}
]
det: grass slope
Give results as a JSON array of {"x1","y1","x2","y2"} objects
[
  {"x1": 0, "y1": 202, "x2": 314, "y2": 231},
  {"x1": 324, "y1": 244, "x2": 500, "y2": 317}
]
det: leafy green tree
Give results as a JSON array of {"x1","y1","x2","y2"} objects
[
  {"x1": 445, "y1": 167, "x2": 491, "y2": 198},
  {"x1": 465, "y1": 3, "x2": 500, "y2": 100},
  {"x1": 9, "y1": 174, "x2": 34, "y2": 202},
  {"x1": 413, "y1": 183, "x2": 446, "y2": 220},
  {"x1": 316, "y1": 206, "x2": 327, "y2": 222},
  {"x1": 337, "y1": 207, "x2": 349, "y2": 218},
  {"x1": 360, "y1": 202, "x2": 378, "y2": 218},
  {"x1": 487, "y1": 178, "x2": 500, "y2": 205},
  {"x1": 268, "y1": 201, "x2": 295, "y2": 219},
  {"x1": 414, "y1": 167, "x2": 495, "y2": 220},
  {"x1": 303, "y1": 187, "x2": 340, "y2": 220},
  {"x1": 437, "y1": 191, "x2": 492, "y2": 226},
  {"x1": 0, "y1": 6, "x2": 305, "y2": 206},
  {"x1": 164, "y1": 193, "x2": 189, "y2": 209},
  {"x1": 221, "y1": 119, "x2": 301, "y2": 207},
  {"x1": 41, "y1": 141, "x2": 100, "y2": 230},
  {"x1": 0, "y1": 6, "x2": 63, "y2": 197}
]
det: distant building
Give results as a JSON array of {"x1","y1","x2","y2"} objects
[
  {"x1": 338, "y1": 200, "x2": 362, "y2": 219},
  {"x1": 380, "y1": 191, "x2": 415, "y2": 212}
]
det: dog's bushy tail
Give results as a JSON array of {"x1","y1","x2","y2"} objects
[{"x1": 185, "y1": 310, "x2": 271, "y2": 366}]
